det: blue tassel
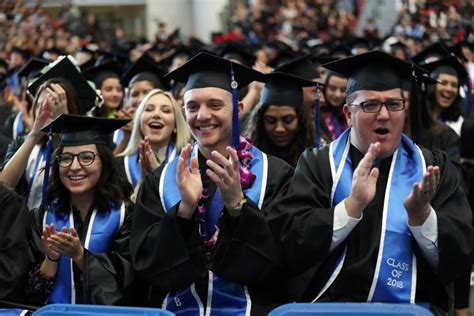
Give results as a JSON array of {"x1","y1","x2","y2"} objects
[
  {"x1": 314, "y1": 83, "x2": 321, "y2": 148},
  {"x1": 230, "y1": 64, "x2": 240, "y2": 149},
  {"x1": 41, "y1": 125, "x2": 54, "y2": 208}
]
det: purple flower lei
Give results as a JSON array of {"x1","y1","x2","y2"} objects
[{"x1": 198, "y1": 136, "x2": 256, "y2": 251}]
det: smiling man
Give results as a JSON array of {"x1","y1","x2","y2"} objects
[
  {"x1": 269, "y1": 50, "x2": 473, "y2": 315},
  {"x1": 129, "y1": 52, "x2": 294, "y2": 315}
]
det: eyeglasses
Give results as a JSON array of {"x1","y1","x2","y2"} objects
[
  {"x1": 56, "y1": 151, "x2": 99, "y2": 167},
  {"x1": 350, "y1": 99, "x2": 406, "y2": 113}
]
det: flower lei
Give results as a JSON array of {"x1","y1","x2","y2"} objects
[{"x1": 198, "y1": 136, "x2": 256, "y2": 251}]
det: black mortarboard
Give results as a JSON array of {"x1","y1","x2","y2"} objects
[
  {"x1": 310, "y1": 55, "x2": 338, "y2": 67},
  {"x1": 12, "y1": 47, "x2": 31, "y2": 61},
  {"x1": 164, "y1": 51, "x2": 264, "y2": 93},
  {"x1": 421, "y1": 55, "x2": 469, "y2": 86},
  {"x1": 351, "y1": 38, "x2": 370, "y2": 54},
  {"x1": 215, "y1": 42, "x2": 256, "y2": 66},
  {"x1": 27, "y1": 56, "x2": 98, "y2": 113},
  {"x1": 323, "y1": 50, "x2": 428, "y2": 143},
  {"x1": 41, "y1": 113, "x2": 130, "y2": 146},
  {"x1": 79, "y1": 57, "x2": 97, "y2": 72},
  {"x1": 165, "y1": 52, "x2": 264, "y2": 148},
  {"x1": 17, "y1": 58, "x2": 49, "y2": 81},
  {"x1": 330, "y1": 44, "x2": 351, "y2": 58},
  {"x1": 83, "y1": 60, "x2": 123, "y2": 87},
  {"x1": 450, "y1": 40, "x2": 474, "y2": 62},
  {"x1": 120, "y1": 53, "x2": 169, "y2": 89},
  {"x1": 261, "y1": 71, "x2": 317, "y2": 106},
  {"x1": 411, "y1": 42, "x2": 450, "y2": 65},
  {"x1": 274, "y1": 54, "x2": 321, "y2": 80},
  {"x1": 322, "y1": 50, "x2": 427, "y2": 95},
  {"x1": 389, "y1": 41, "x2": 410, "y2": 60}
]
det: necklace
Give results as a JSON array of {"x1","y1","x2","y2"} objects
[{"x1": 197, "y1": 137, "x2": 256, "y2": 251}]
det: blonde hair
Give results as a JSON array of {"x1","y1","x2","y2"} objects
[{"x1": 118, "y1": 89, "x2": 191, "y2": 158}]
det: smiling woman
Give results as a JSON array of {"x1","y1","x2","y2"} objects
[
  {"x1": 116, "y1": 89, "x2": 191, "y2": 190},
  {"x1": 246, "y1": 71, "x2": 315, "y2": 167},
  {"x1": 26, "y1": 114, "x2": 138, "y2": 306}
]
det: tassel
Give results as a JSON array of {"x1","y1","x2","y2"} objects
[
  {"x1": 230, "y1": 63, "x2": 240, "y2": 149},
  {"x1": 410, "y1": 65, "x2": 420, "y2": 144},
  {"x1": 314, "y1": 83, "x2": 321, "y2": 148},
  {"x1": 41, "y1": 125, "x2": 54, "y2": 208}
]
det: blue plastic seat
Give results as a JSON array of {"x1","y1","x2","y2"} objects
[
  {"x1": 32, "y1": 304, "x2": 175, "y2": 316},
  {"x1": 269, "y1": 303, "x2": 433, "y2": 315}
]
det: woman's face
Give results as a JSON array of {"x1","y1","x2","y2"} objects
[
  {"x1": 101, "y1": 78, "x2": 123, "y2": 110},
  {"x1": 129, "y1": 80, "x2": 156, "y2": 109},
  {"x1": 59, "y1": 144, "x2": 102, "y2": 199},
  {"x1": 140, "y1": 93, "x2": 176, "y2": 148},
  {"x1": 435, "y1": 73, "x2": 459, "y2": 109},
  {"x1": 325, "y1": 75, "x2": 348, "y2": 107},
  {"x1": 263, "y1": 105, "x2": 299, "y2": 148}
]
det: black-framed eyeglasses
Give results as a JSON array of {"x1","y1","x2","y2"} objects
[
  {"x1": 56, "y1": 151, "x2": 99, "y2": 167},
  {"x1": 350, "y1": 99, "x2": 406, "y2": 113}
]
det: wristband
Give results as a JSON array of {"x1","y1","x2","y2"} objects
[{"x1": 46, "y1": 254, "x2": 59, "y2": 262}]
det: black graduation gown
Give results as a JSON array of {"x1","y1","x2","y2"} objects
[
  {"x1": 28, "y1": 202, "x2": 137, "y2": 305},
  {"x1": 130, "y1": 150, "x2": 294, "y2": 315},
  {"x1": 269, "y1": 145, "x2": 473, "y2": 313},
  {"x1": 0, "y1": 185, "x2": 31, "y2": 303}
]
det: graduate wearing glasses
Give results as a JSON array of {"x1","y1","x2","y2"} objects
[
  {"x1": 269, "y1": 51, "x2": 473, "y2": 314},
  {"x1": 26, "y1": 114, "x2": 136, "y2": 306}
]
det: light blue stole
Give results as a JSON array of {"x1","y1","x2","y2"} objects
[
  {"x1": 13, "y1": 112, "x2": 25, "y2": 139},
  {"x1": 26, "y1": 144, "x2": 49, "y2": 210},
  {"x1": 124, "y1": 144, "x2": 176, "y2": 188},
  {"x1": 158, "y1": 144, "x2": 268, "y2": 316},
  {"x1": 44, "y1": 201, "x2": 125, "y2": 303},
  {"x1": 112, "y1": 129, "x2": 124, "y2": 147},
  {"x1": 314, "y1": 128, "x2": 425, "y2": 303}
]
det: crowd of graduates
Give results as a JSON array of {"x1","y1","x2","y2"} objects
[{"x1": 0, "y1": 0, "x2": 474, "y2": 315}]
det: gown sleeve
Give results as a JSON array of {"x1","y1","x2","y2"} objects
[{"x1": 0, "y1": 185, "x2": 32, "y2": 302}]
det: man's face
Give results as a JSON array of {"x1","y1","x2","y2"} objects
[
  {"x1": 343, "y1": 88, "x2": 405, "y2": 159},
  {"x1": 184, "y1": 87, "x2": 236, "y2": 153}
]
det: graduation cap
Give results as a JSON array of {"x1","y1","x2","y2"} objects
[
  {"x1": 274, "y1": 54, "x2": 321, "y2": 80},
  {"x1": 411, "y1": 42, "x2": 450, "y2": 65},
  {"x1": 82, "y1": 60, "x2": 123, "y2": 87},
  {"x1": 330, "y1": 44, "x2": 352, "y2": 58},
  {"x1": 120, "y1": 53, "x2": 169, "y2": 89},
  {"x1": 11, "y1": 46, "x2": 31, "y2": 61},
  {"x1": 449, "y1": 40, "x2": 474, "y2": 62},
  {"x1": 322, "y1": 50, "x2": 428, "y2": 142},
  {"x1": 27, "y1": 56, "x2": 98, "y2": 113},
  {"x1": 421, "y1": 55, "x2": 471, "y2": 114},
  {"x1": 214, "y1": 42, "x2": 256, "y2": 66},
  {"x1": 351, "y1": 38, "x2": 370, "y2": 55},
  {"x1": 17, "y1": 58, "x2": 49, "y2": 81},
  {"x1": 389, "y1": 41, "x2": 410, "y2": 60},
  {"x1": 79, "y1": 57, "x2": 97, "y2": 72},
  {"x1": 41, "y1": 113, "x2": 130, "y2": 146},
  {"x1": 261, "y1": 71, "x2": 317, "y2": 106},
  {"x1": 421, "y1": 55, "x2": 469, "y2": 86},
  {"x1": 165, "y1": 51, "x2": 265, "y2": 148}
]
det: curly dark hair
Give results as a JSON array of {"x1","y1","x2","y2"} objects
[
  {"x1": 45, "y1": 143, "x2": 132, "y2": 212},
  {"x1": 245, "y1": 101, "x2": 314, "y2": 167}
]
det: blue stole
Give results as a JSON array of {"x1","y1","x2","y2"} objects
[
  {"x1": 44, "y1": 201, "x2": 125, "y2": 303},
  {"x1": 113, "y1": 129, "x2": 124, "y2": 147},
  {"x1": 315, "y1": 128, "x2": 425, "y2": 303},
  {"x1": 12, "y1": 112, "x2": 25, "y2": 139},
  {"x1": 0, "y1": 309, "x2": 27, "y2": 315},
  {"x1": 159, "y1": 144, "x2": 268, "y2": 316},
  {"x1": 26, "y1": 145, "x2": 48, "y2": 210},
  {"x1": 124, "y1": 144, "x2": 177, "y2": 188}
]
